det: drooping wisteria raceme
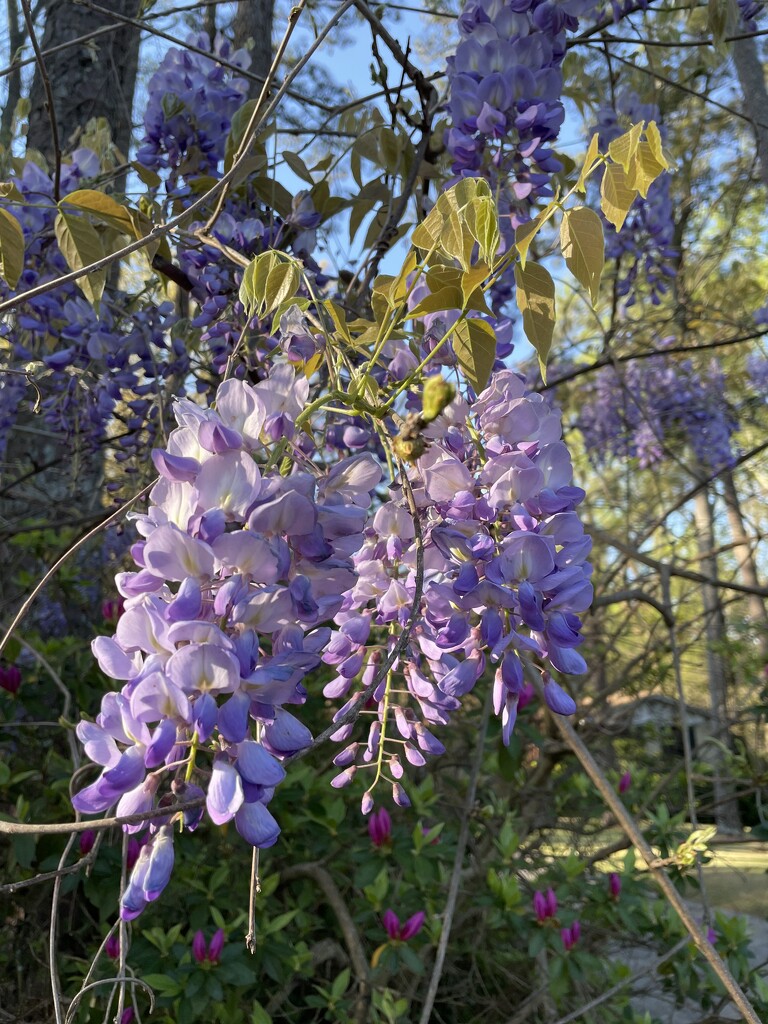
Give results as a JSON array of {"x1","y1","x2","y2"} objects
[{"x1": 575, "y1": 345, "x2": 738, "y2": 472}]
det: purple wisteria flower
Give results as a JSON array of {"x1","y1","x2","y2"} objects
[{"x1": 73, "y1": 368, "x2": 382, "y2": 917}]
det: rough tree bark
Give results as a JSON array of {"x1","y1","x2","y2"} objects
[
  {"x1": 0, "y1": 1, "x2": 142, "y2": 631},
  {"x1": 693, "y1": 488, "x2": 742, "y2": 833},
  {"x1": 0, "y1": 0, "x2": 23, "y2": 153},
  {"x1": 232, "y1": 0, "x2": 274, "y2": 100},
  {"x1": 26, "y1": 0, "x2": 141, "y2": 163}
]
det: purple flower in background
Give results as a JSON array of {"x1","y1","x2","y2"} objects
[
  {"x1": 561, "y1": 920, "x2": 581, "y2": 951},
  {"x1": 79, "y1": 830, "x2": 96, "y2": 857},
  {"x1": 618, "y1": 771, "x2": 632, "y2": 795},
  {"x1": 368, "y1": 807, "x2": 392, "y2": 847},
  {"x1": 105, "y1": 934, "x2": 121, "y2": 960},
  {"x1": 0, "y1": 664, "x2": 21, "y2": 694},
  {"x1": 608, "y1": 872, "x2": 621, "y2": 900},
  {"x1": 383, "y1": 909, "x2": 426, "y2": 942},
  {"x1": 193, "y1": 928, "x2": 225, "y2": 964},
  {"x1": 533, "y1": 888, "x2": 558, "y2": 922}
]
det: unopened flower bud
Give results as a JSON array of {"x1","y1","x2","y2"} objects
[{"x1": 421, "y1": 375, "x2": 455, "y2": 423}]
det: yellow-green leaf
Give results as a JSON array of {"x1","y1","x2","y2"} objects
[
  {"x1": 453, "y1": 317, "x2": 496, "y2": 393},
  {"x1": 608, "y1": 121, "x2": 644, "y2": 173},
  {"x1": 627, "y1": 141, "x2": 668, "y2": 199},
  {"x1": 464, "y1": 196, "x2": 500, "y2": 267},
  {"x1": 576, "y1": 133, "x2": 601, "y2": 194},
  {"x1": 0, "y1": 207, "x2": 25, "y2": 289},
  {"x1": 239, "y1": 251, "x2": 280, "y2": 314},
  {"x1": 282, "y1": 150, "x2": 314, "y2": 184},
  {"x1": 264, "y1": 261, "x2": 300, "y2": 315},
  {"x1": 54, "y1": 211, "x2": 106, "y2": 306},
  {"x1": 515, "y1": 208, "x2": 552, "y2": 269},
  {"x1": 645, "y1": 121, "x2": 669, "y2": 169},
  {"x1": 514, "y1": 261, "x2": 556, "y2": 380},
  {"x1": 323, "y1": 299, "x2": 352, "y2": 344},
  {"x1": 460, "y1": 262, "x2": 491, "y2": 309},
  {"x1": 560, "y1": 206, "x2": 604, "y2": 305},
  {"x1": 408, "y1": 285, "x2": 464, "y2": 319},
  {"x1": 60, "y1": 188, "x2": 134, "y2": 235},
  {"x1": 600, "y1": 163, "x2": 636, "y2": 232}
]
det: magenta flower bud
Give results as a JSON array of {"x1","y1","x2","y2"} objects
[
  {"x1": 382, "y1": 909, "x2": 400, "y2": 941},
  {"x1": 192, "y1": 930, "x2": 207, "y2": 964},
  {"x1": 561, "y1": 922, "x2": 580, "y2": 952},
  {"x1": 368, "y1": 807, "x2": 392, "y2": 847},
  {"x1": 105, "y1": 934, "x2": 120, "y2": 960},
  {"x1": 618, "y1": 771, "x2": 632, "y2": 795},
  {"x1": 79, "y1": 829, "x2": 96, "y2": 857},
  {"x1": 0, "y1": 664, "x2": 21, "y2": 694},
  {"x1": 608, "y1": 873, "x2": 621, "y2": 900},
  {"x1": 544, "y1": 888, "x2": 558, "y2": 918},
  {"x1": 399, "y1": 911, "x2": 425, "y2": 941},
  {"x1": 533, "y1": 891, "x2": 548, "y2": 922},
  {"x1": 120, "y1": 1010, "x2": 134, "y2": 1024},
  {"x1": 126, "y1": 837, "x2": 142, "y2": 872},
  {"x1": 208, "y1": 928, "x2": 225, "y2": 964}
]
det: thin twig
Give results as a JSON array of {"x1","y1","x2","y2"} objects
[
  {"x1": 20, "y1": 0, "x2": 61, "y2": 198},
  {"x1": 418, "y1": 687, "x2": 493, "y2": 1024},
  {"x1": 0, "y1": 796, "x2": 205, "y2": 835}
]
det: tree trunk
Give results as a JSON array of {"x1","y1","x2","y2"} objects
[
  {"x1": 0, "y1": 0, "x2": 24, "y2": 153},
  {"x1": 1, "y1": 0, "x2": 142, "y2": 633},
  {"x1": 693, "y1": 488, "x2": 742, "y2": 833},
  {"x1": 232, "y1": 0, "x2": 274, "y2": 100},
  {"x1": 722, "y1": 468, "x2": 768, "y2": 651},
  {"x1": 731, "y1": 33, "x2": 768, "y2": 193},
  {"x1": 26, "y1": 0, "x2": 141, "y2": 163}
]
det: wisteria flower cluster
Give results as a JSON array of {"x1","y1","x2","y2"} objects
[
  {"x1": 444, "y1": 0, "x2": 607, "y2": 309},
  {"x1": 575, "y1": 344, "x2": 737, "y2": 471},
  {"x1": 73, "y1": 361, "x2": 383, "y2": 917}
]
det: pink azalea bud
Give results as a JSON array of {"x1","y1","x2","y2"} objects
[
  {"x1": 102, "y1": 599, "x2": 124, "y2": 624},
  {"x1": 192, "y1": 930, "x2": 207, "y2": 964},
  {"x1": 399, "y1": 911, "x2": 425, "y2": 941},
  {"x1": 79, "y1": 829, "x2": 96, "y2": 857},
  {"x1": 533, "y1": 891, "x2": 548, "y2": 922},
  {"x1": 207, "y1": 928, "x2": 225, "y2": 964},
  {"x1": 382, "y1": 909, "x2": 400, "y2": 941},
  {"x1": 368, "y1": 807, "x2": 392, "y2": 847},
  {"x1": 544, "y1": 888, "x2": 558, "y2": 918},
  {"x1": 105, "y1": 934, "x2": 120, "y2": 960},
  {"x1": 608, "y1": 873, "x2": 621, "y2": 900},
  {"x1": 0, "y1": 664, "x2": 21, "y2": 695},
  {"x1": 561, "y1": 921, "x2": 580, "y2": 952},
  {"x1": 126, "y1": 837, "x2": 142, "y2": 872},
  {"x1": 618, "y1": 771, "x2": 631, "y2": 795}
]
